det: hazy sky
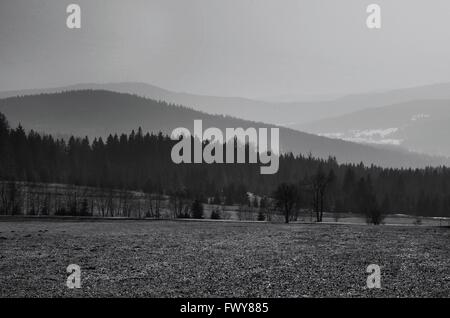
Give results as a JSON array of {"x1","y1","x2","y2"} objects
[{"x1": 1, "y1": 0, "x2": 450, "y2": 98}]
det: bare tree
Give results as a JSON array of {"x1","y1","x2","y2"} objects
[
  {"x1": 169, "y1": 188, "x2": 190, "y2": 219},
  {"x1": 274, "y1": 183, "x2": 298, "y2": 223},
  {"x1": 311, "y1": 168, "x2": 335, "y2": 222}
]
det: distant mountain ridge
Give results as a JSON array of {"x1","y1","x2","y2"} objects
[
  {"x1": 0, "y1": 90, "x2": 449, "y2": 168},
  {"x1": 298, "y1": 100, "x2": 450, "y2": 157},
  {"x1": 3, "y1": 82, "x2": 450, "y2": 128}
]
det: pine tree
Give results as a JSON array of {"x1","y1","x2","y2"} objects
[{"x1": 191, "y1": 199, "x2": 204, "y2": 219}]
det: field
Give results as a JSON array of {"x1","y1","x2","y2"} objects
[{"x1": 0, "y1": 219, "x2": 449, "y2": 297}]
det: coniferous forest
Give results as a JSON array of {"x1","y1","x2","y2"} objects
[{"x1": 0, "y1": 111, "x2": 449, "y2": 219}]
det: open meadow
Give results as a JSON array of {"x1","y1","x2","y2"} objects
[{"x1": 0, "y1": 219, "x2": 448, "y2": 297}]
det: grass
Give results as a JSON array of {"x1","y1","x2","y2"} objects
[{"x1": 0, "y1": 220, "x2": 448, "y2": 297}]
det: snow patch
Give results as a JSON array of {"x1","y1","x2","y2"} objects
[
  {"x1": 320, "y1": 128, "x2": 402, "y2": 146},
  {"x1": 350, "y1": 128, "x2": 398, "y2": 138},
  {"x1": 411, "y1": 113, "x2": 430, "y2": 121}
]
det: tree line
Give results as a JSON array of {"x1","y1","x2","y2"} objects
[{"x1": 1, "y1": 112, "x2": 449, "y2": 220}]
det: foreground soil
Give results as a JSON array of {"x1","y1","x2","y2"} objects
[{"x1": 0, "y1": 220, "x2": 448, "y2": 297}]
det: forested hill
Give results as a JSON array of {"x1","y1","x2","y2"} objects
[
  {"x1": 0, "y1": 90, "x2": 449, "y2": 168},
  {"x1": 0, "y1": 112, "x2": 449, "y2": 217}
]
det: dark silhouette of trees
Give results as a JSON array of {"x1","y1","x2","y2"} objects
[
  {"x1": 210, "y1": 207, "x2": 221, "y2": 219},
  {"x1": 191, "y1": 199, "x2": 204, "y2": 219},
  {"x1": 274, "y1": 183, "x2": 299, "y2": 223},
  {"x1": 1, "y1": 111, "x2": 450, "y2": 218},
  {"x1": 354, "y1": 176, "x2": 384, "y2": 225},
  {"x1": 310, "y1": 167, "x2": 336, "y2": 222}
]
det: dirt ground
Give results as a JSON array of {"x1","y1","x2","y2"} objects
[{"x1": 0, "y1": 219, "x2": 448, "y2": 297}]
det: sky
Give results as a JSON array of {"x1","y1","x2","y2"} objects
[{"x1": 1, "y1": 0, "x2": 450, "y2": 99}]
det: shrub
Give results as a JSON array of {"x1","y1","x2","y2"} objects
[
  {"x1": 210, "y1": 208, "x2": 221, "y2": 220},
  {"x1": 191, "y1": 199, "x2": 204, "y2": 219},
  {"x1": 257, "y1": 209, "x2": 265, "y2": 221},
  {"x1": 365, "y1": 206, "x2": 384, "y2": 225}
]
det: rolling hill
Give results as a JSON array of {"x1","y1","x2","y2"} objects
[
  {"x1": 0, "y1": 90, "x2": 448, "y2": 168},
  {"x1": 298, "y1": 100, "x2": 450, "y2": 157},
  {"x1": 3, "y1": 82, "x2": 450, "y2": 128}
]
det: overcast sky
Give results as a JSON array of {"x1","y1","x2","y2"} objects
[{"x1": 1, "y1": 0, "x2": 450, "y2": 98}]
